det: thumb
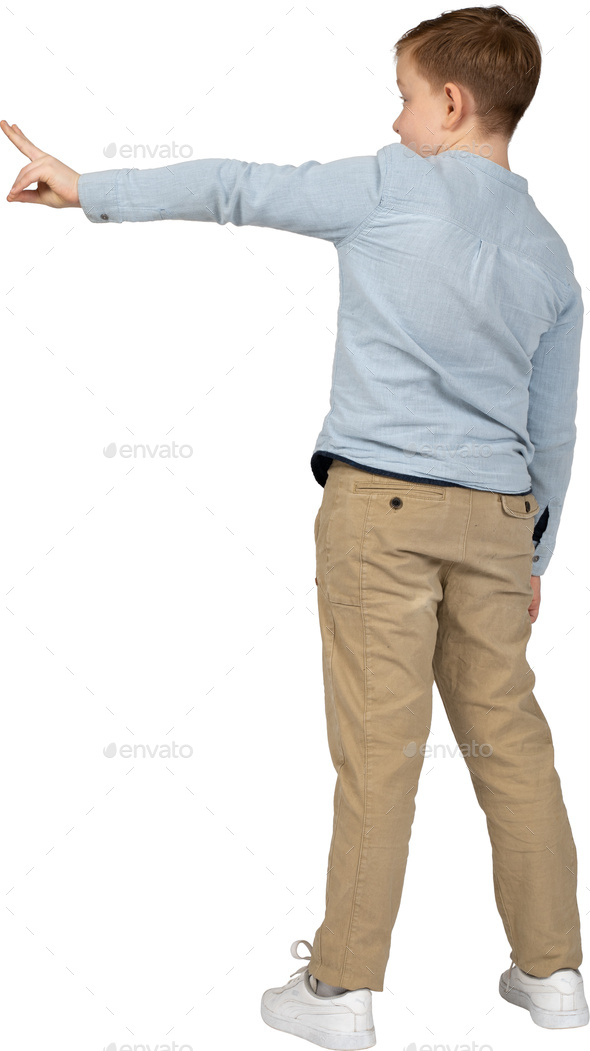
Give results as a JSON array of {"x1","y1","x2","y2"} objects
[{"x1": 6, "y1": 188, "x2": 42, "y2": 203}]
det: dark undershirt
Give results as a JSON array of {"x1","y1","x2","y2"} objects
[{"x1": 311, "y1": 450, "x2": 533, "y2": 495}]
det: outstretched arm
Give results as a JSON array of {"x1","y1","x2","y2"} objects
[
  {"x1": 77, "y1": 152, "x2": 385, "y2": 244},
  {"x1": 3, "y1": 120, "x2": 387, "y2": 245}
]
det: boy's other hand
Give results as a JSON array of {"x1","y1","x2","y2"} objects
[
  {"x1": 529, "y1": 575, "x2": 541, "y2": 623},
  {"x1": 2, "y1": 120, "x2": 80, "y2": 207}
]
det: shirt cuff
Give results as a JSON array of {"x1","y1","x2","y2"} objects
[
  {"x1": 531, "y1": 544, "x2": 549, "y2": 576},
  {"x1": 78, "y1": 169, "x2": 123, "y2": 223}
]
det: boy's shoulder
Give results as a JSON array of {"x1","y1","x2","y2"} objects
[
  {"x1": 379, "y1": 142, "x2": 580, "y2": 299},
  {"x1": 524, "y1": 194, "x2": 581, "y2": 299}
]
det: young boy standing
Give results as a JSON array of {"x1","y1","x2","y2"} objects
[{"x1": 3, "y1": 4, "x2": 587, "y2": 1048}]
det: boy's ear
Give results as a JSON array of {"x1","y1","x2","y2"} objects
[{"x1": 442, "y1": 81, "x2": 472, "y2": 128}]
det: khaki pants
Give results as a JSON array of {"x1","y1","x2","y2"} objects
[{"x1": 308, "y1": 459, "x2": 582, "y2": 992}]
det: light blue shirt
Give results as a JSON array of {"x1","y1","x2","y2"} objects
[{"x1": 78, "y1": 143, "x2": 584, "y2": 575}]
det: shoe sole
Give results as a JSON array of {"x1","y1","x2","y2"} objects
[
  {"x1": 260, "y1": 1000, "x2": 376, "y2": 1049},
  {"x1": 499, "y1": 974, "x2": 590, "y2": 1029}
]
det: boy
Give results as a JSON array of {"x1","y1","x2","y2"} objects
[{"x1": 3, "y1": 4, "x2": 587, "y2": 1047}]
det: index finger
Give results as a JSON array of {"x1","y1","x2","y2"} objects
[{"x1": 0, "y1": 120, "x2": 44, "y2": 161}]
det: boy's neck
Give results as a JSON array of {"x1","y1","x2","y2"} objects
[{"x1": 438, "y1": 138, "x2": 511, "y2": 172}]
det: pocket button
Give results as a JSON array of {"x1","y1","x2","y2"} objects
[{"x1": 390, "y1": 497, "x2": 403, "y2": 508}]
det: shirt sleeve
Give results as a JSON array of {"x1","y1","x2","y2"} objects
[
  {"x1": 77, "y1": 150, "x2": 387, "y2": 245},
  {"x1": 526, "y1": 282, "x2": 584, "y2": 576}
]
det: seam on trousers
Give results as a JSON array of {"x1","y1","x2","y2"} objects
[
  {"x1": 460, "y1": 488, "x2": 474, "y2": 561},
  {"x1": 341, "y1": 493, "x2": 373, "y2": 985},
  {"x1": 321, "y1": 590, "x2": 343, "y2": 973},
  {"x1": 494, "y1": 863, "x2": 515, "y2": 950}
]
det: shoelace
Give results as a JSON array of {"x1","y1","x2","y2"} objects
[{"x1": 289, "y1": 938, "x2": 313, "y2": 978}]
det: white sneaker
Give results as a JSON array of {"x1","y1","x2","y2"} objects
[
  {"x1": 499, "y1": 961, "x2": 589, "y2": 1028},
  {"x1": 260, "y1": 939, "x2": 377, "y2": 1049}
]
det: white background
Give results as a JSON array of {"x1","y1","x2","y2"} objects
[{"x1": 1, "y1": 1, "x2": 588, "y2": 1049}]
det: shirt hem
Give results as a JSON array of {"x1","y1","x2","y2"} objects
[{"x1": 310, "y1": 450, "x2": 532, "y2": 495}]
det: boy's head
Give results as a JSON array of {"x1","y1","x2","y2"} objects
[{"x1": 391, "y1": 5, "x2": 542, "y2": 159}]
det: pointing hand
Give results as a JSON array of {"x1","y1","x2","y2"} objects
[{"x1": 2, "y1": 120, "x2": 80, "y2": 207}]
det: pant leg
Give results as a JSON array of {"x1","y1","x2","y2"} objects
[
  {"x1": 432, "y1": 485, "x2": 582, "y2": 978},
  {"x1": 307, "y1": 461, "x2": 450, "y2": 992}
]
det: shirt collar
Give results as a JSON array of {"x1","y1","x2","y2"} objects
[{"x1": 432, "y1": 147, "x2": 528, "y2": 193}]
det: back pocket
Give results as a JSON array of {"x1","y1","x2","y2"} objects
[{"x1": 353, "y1": 479, "x2": 445, "y2": 500}]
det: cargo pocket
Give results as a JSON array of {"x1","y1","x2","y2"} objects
[
  {"x1": 500, "y1": 492, "x2": 540, "y2": 518},
  {"x1": 500, "y1": 491, "x2": 540, "y2": 557}
]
